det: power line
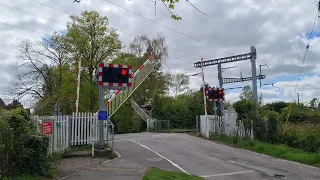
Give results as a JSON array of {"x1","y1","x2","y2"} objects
[
  {"x1": 104, "y1": 0, "x2": 229, "y2": 55},
  {"x1": 0, "y1": 21, "x2": 48, "y2": 35},
  {"x1": 1, "y1": 2, "x2": 205, "y2": 60},
  {"x1": 2, "y1": 2, "x2": 239, "y2": 76},
  {"x1": 30, "y1": 0, "x2": 72, "y2": 15},
  {"x1": 0, "y1": 2, "x2": 66, "y2": 25},
  {"x1": 0, "y1": 33, "x2": 34, "y2": 42},
  {"x1": 1, "y1": 1, "x2": 238, "y2": 78},
  {"x1": 0, "y1": 21, "x2": 226, "y2": 76},
  {"x1": 283, "y1": 11, "x2": 318, "y2": 136},
  {"x1": 164, "y1": 60, "x2": 217, "y2": 77}
]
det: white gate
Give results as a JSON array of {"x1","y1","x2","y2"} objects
[
  {"x1": 199, "y1": 110, "x2": 238, "y2": 138},
  {"x1": 70, "y1": 112, "x2": 97, "y2": 146},
  {"x1": 200, "y1": 115, "x2": 221, "y2": 138},
  {"x1": 34, "y1": 112, "x2": 111, "y2": 154},
  {"x1": 35, "y1": 115, "x2": 70, "y2": 154}
]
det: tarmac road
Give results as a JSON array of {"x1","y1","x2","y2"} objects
[{"x1": 114, "y1": 133, "x2": 320, "y2": 180}]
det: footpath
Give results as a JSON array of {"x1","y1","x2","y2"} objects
[
  {"x1": 62, "y1": 137, "x2": 181, "y2": 180},
  {"x1": 62, "y1": 158, "x2": 147, "y2": 180}
]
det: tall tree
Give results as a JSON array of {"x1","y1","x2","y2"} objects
[
  {"x1": 62, "y1": 11, "x2": 122, "y2": 85},
  {"x1": 239, "y1": 85, "x2": 263, "y2": 106},
  {"x1": 310, "y1": 98, "x2": 317, "y2": 109},
  {"x1": 14, "y1": 41, "x2": 54, "y2": 100},
  {"x1": 60, "y1": 10, "x2": 122, "y2": 110},
  {"x1": 128, "y1": 34, "x2": 170, "y2": 105},
  {"x1": 170, "y1": 73, "x2": 190, "y2": 97}
]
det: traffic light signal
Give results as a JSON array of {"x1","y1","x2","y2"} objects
[
  {"x1": 205, "y1": 87, "x2": 224, "y2": 102},
  {"x1": 146, "y1": 104, "x2": 152, "y2": 111},
  {"x1": 102, "y1": 67, "x2": 129, "y2": 83},
  {"x1": 97, "y1": 63, "x2": 133, "y2": 89}
]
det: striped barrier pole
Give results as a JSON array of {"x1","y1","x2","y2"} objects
[{"x1": 75, "y1": 56, "x2": 81, "y2": 113}]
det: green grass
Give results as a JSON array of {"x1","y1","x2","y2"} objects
[
  {"x1": 10, "y1": 174, "x2": 44, "y2": 180},
  {"x1": 142, "y1": 168, "x2": 204, "y2": 180},
  {"x1": 211, "y1": 135, "x2": 320, "y2": 167}
]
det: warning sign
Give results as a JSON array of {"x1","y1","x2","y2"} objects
[{"x1": 42, "y1": 122, "x2": 53, "y2": 135}]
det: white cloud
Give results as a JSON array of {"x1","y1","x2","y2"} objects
[{"x1": 0, "y1": 0, "x2": 320, "y2": 108}]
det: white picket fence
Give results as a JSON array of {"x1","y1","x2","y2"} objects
[
  {"x1": 34, "y1": 112, "x2": 110, "y2": 154},
  {"x1": 35, "y1": 115, "x2": 70, "y2": 154}
]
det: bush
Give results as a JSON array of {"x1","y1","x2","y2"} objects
[
  {"x1": 265, "y1": 111, "x2": 280, "y2": 143},
  {"x1": 0, "y1": 108, "x2": 53, "y2": 178}
]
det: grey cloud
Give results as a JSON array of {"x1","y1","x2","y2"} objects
[{"x1": 1, "y1": 0, "x2": 320, "y2": 106}]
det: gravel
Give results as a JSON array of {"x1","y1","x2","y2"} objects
[{"x1": 56, "y1": 157, "x2": 108, "y2": 179}]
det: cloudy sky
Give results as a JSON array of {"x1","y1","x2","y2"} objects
[{"x1": 1, "y1": 0, "x2": 320, "y2": 108}]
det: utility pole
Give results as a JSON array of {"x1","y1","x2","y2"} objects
[
  {"x1": 200, "y1": 58, "x2": 209, "y2": 137},
  {"x1": 259, "y1": 64, "x2": 270, "y2": 87},
  {"x1": 297, "y1": 93, "x2": 303, "y2": 105},
  {"x1": 218, "y1": 65, "x2": 237, "y2": 117},
  {"x1": 194, "y1": 46, "x2": 259, "y2": 140}
]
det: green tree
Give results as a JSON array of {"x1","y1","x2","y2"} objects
[
  {"x1": 239, "y1": 85, "x2": 262, "y2": 106},
  {"x1": 170, "y1": 73, "x2": 190, "y2": 97},
  {"x1": 263, "y1": 101, "x2": 288, "y2": 113},
  {"x1": 310, "y1": 98, "x2": 317, "y2": 109},
  {"x1": 61, "y1": 11, "x2": 122, "y2": 110},
  {"x1": 128, "y1": 34, "x2": 169, "y2": 105}
]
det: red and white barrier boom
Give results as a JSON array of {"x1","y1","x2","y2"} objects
[{"x1": 102, "y1": 54, "x2": 155, "y2": 118}]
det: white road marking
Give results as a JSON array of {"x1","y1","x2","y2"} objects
[
  {"x1": 179, "y1": 134, "x2": 319, "y2": 170},
  {"x1": 200, "y1": 170, "x2": 254, "y2": 178},
  {"x1": 189, "y1": 145, "x2": 201, "y2": 151},
  {"x1": 125, "y1": 138, "x2": 190, "y2": 174},
  {"x1": 146, "y1": 157, "x2": 163, "y2": 162}
]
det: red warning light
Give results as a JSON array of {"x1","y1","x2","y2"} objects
[
  {"x1": 218, "y1": 90, "x2": 222, "y2": 95},
  {"x1": 121, "y1": 69, "x2": 127, "y2": 75}
]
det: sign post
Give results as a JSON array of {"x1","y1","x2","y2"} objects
[
  {"x1": 96, "y1": 63, "x2": 133, "y2": 150},
  {"x1": 98, "y1": 86, "x2": 107, "y2": 149}
]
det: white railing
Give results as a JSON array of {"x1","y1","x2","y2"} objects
[{"x1": 34, "y1": 112, "x2": 113, "y2": 154}]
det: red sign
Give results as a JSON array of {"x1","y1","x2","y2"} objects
[{"x1": 42, "y1": 122, "x2": 53, "y2": 135}]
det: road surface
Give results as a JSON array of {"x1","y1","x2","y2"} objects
[{"x1": 114, "y1": 133, "x2": 320, "y2": 180}]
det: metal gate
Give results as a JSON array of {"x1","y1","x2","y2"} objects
[{"x1": 154, "y1": 119, "x2": 170, "y2": 132}]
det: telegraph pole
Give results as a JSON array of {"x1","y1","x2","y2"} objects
[
  {"x1": 297, "y1": 93, "x2": 303, "y2": 105},
  {"x1": 201, "y1": 58, "x2": 208, "y2": 117}
]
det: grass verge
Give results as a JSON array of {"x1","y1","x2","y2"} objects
[
  {"x1": 142, "y1": 168, "x2": 204, "y2": 180},
  {"x1": 9, "y1": 174, "x2": 45, "y2": 180},
  {"x1": 210, "y1": 135, "x2": 320, "y2": 167}
]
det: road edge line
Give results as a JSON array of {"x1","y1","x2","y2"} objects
[
  {"x1": 177, "y1": 133, "x2": 319, "y2": 170},
  {"x1": 125, "y1": 138, "x2": 190, "y2": 175}
]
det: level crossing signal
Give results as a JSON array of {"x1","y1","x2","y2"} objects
[
  {"x1": 97, "y1": 63, "x2": 133, "y2": 90},
  {"x1": 205, "y1": 87, "x2": 225, "y2": 102}
]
